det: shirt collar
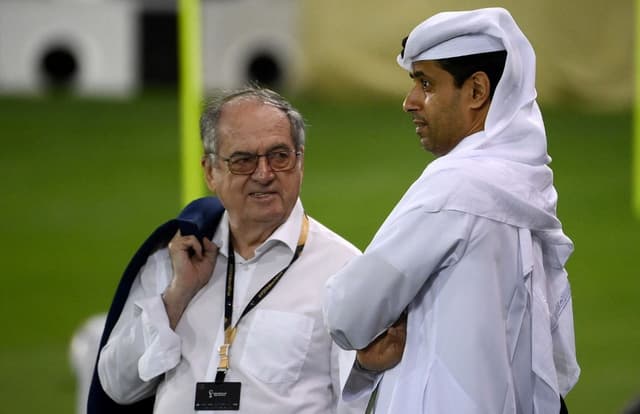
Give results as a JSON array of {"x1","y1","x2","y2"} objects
[{"x1": 212, "y1": 198, "x2": 304, "y2": 261}]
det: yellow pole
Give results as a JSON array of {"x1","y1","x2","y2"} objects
[
  {"x1": 635, "y1": 0, "x2": 640, "y2": 218},
  {"x1": 178, "y1": 0, "x2": 205, "y2": 206}
]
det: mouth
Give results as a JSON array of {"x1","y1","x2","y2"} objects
[
  {"x1": 412, "y1": 118, "x2": 427, "y2": 132},
  {"x1": 413, "y1": 121, "x2": 427, "y2": 136},
  {"x1": 249, "y1": 191, "x2": 277, "y2": 199}
]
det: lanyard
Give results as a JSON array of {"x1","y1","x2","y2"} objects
[{"x1": 215, "y1": 214, "x2": 309, "y2": 382}]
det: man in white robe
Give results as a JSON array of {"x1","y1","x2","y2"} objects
[{"x1": 324, "y1": 7, "x2": 580, "y2": 414}]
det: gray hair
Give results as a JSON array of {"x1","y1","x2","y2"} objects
[{"x1": 200, "y1": 86, "x2": 306, "y2": 158}]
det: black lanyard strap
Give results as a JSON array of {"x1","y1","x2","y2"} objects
[{"x1": 215, "y1": 214, "x2": 309, "y2": 382}]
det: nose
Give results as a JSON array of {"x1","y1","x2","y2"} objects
[
  {"x1": 402, "y1": 84, "x2": 422, "y2": 113},
  {"x1": 251, "y1": 154, "x2": 275, "y2": 182}
]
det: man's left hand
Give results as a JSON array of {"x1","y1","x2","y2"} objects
[{"x1": 356, "y1": 312, "x2": 407, "y2": 372}]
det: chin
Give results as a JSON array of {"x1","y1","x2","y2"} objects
[{"x1": 252, "y1": 207, "x2": 286, "y2": 223}]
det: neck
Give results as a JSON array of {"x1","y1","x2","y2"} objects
[
  {"x1": 469, "y1": 104, "x2": 490, "y2": 134},
  {"x1": 229, "y1": 221, "x2": 280, "y2": 259}
]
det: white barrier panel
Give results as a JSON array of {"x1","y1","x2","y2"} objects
[
  {"x1": 0, "y1": 0, "x2": 138, "y2": 96},
  {"x1": 201, "y1": 0, "x2": 302, "y2": 93}
]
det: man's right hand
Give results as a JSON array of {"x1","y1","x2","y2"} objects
[{"x1": 162, "y1": 230, "x2": 218, "y2": 329}]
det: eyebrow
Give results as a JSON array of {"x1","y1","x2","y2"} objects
[
  {"x1": 266, "y1": 143, "x2": 292, "y2": 152},
  {"x1": 228, "y1": 143, "x2": 292, "y2": 157},
  {"x1": 409, "y1": 71, "x2": 426, "y2": 79}
]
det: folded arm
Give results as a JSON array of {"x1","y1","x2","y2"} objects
[{"x1": 324, "y1": 209, "x2": 471, "y2": 350}]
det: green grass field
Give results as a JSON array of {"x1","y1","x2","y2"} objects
[{"x1": 1, "y1": 91, "x2": 638, "y2": 413}]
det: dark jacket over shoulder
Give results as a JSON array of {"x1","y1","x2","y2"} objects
[{"x1": 87, "y1": 197, "x2": 225, "y2": 413}]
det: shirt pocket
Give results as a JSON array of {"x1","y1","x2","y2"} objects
[{"x1": 239, "y1": 309, "x2": 315, "y2": 383}]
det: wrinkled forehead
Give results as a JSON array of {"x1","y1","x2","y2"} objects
[
  {"x1": 217, "y1": 99, "x2": 293, "y2": 149},
  {"x1": 219, "y1": 98, "x2": 287, "y2": 127}
]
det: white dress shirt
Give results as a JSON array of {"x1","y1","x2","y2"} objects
[{"x1": 99, "y1": 200, "x2": 367, "y2": 413}]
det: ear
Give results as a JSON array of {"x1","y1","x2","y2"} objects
[
  {"x1": 298, "y1": 145, "x2": 305, "y2": 172},
  {"x1": 466, "y1": 71, "x2": 491, "y2": 109},
  {"x1": 202, "y1": 156, "x2": 217, "y2": 193}
]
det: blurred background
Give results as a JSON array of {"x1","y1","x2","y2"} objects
[{"x1": 0, "y1": 0, "x2": 637, "y2": 412}]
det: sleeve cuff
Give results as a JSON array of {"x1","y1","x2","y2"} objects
[
  {"x1": 342, "y1": 360, "x2": 382, "y2": 402},
  {"x1": 135, "y1": 296, "x2": 182, "y2": 381}
]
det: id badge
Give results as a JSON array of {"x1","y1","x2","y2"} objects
[{"x1": 194, "y1": 382, "x2": 241, "y2": 411}]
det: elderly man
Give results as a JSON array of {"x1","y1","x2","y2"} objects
[
  {"x1": 90, "y1": 87, "x2": 366, "y2": 413},
  {"x1": 324, "y1": 8, "x2": 579, "y2": 414}
]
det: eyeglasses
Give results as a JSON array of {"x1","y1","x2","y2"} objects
[{"x1": 216, "y1": 149, "x2": 302, "y2": 175}]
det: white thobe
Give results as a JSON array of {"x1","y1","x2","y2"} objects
[
  {"x1": 326, "y1": 207, "x2": 577, "y2": 413},
  {"x1": 326, "y1": 7, "x2": 579, "y2": 413},
  {"x1": 99, "y1": 200, "x2": 367, "y2": 413}
]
